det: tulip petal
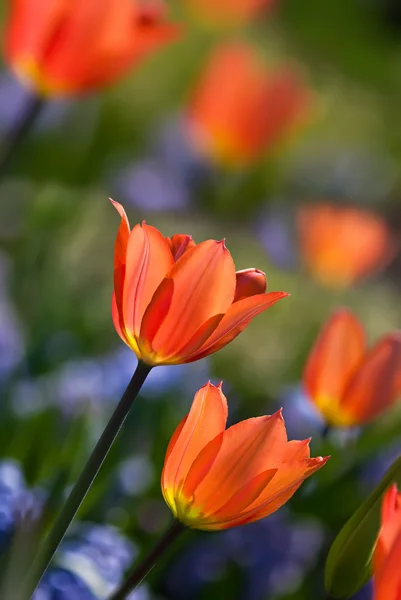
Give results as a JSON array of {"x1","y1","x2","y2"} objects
[
  {"x1": 374, "y1": 485, "x2": 401, "y2": 578},
  {"x1": 375, "y1": 532, "x2": 401, "y2": 600},
  {"x1": 341, "y1": 333, "x2": 401, "y2": 425},
  {"x1": 186, "y1": 291, "x2": 288, "y2": 361},
  {"x1": 112, "y1": 291, "x2": 140, "y2": 353},
  {"x1": 303, "y1": 309, "x2": 366, "y2": 411},
  {"x1": 5, "y1": 0, "x2": 66, "y2": 65},
  {"x1": 123, "y1": 222, "x2": 173, "y2": 339},
  {"x1": 139, "y1": 278, "x2": 175, "y2": 360},
  {"x1": 298, "y1": 203, "x2": 395, "y2": 288},
  {"x1": 147, "y1": 240, "x2": 236, "y2": 361},
  {"x1": 283, "y1": 439, "x2": 311, "y2": 461},
  {"x1": 111, "y1": 199, "x2": 131, "y2": 333},
  {"x1": 170, "y1": 314, "x2": 225, "y2": 362},
  {"x1": 161, "y1": 383, "x2": 228, "y2": 498},
  {"x1": 208, "y1": 468, "x2": 278, "y2": 524},
  {"x1": 167, "y1": 234, "x2": 196, "y2": 261},
  {"x1": 189, "y1": 410, "x2": 287, "y2": 515},
  {"x1": 243, "y1": 457, "x2": 329, "y2": 517},
  {"x1": 234, "y1": 268, "x2": 266, "y2": 302},
  {"x1": 207, "y1": 457, "x2": 328, "y2": 529}
]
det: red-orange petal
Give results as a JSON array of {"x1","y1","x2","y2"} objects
[
  {"x1": 208, "y1": 468, "x2": 278, "y2": 524},
  {"x1": 341, "y1": 333, "x2": 401, "y2": 424},
  {"x1": 111, "y1": 199, "x2": 131, "y2": 332},
  {"x1": 188, "y1": 410, "x2": 287, "y2": 516},
  {"x1": 166, "y1": 234, "x2": 196, "y2": 261},
  {"x1": 303, "y1": 309, "x2": 366, "y2": 409},
  {"x1": 375, "y1": 531, "x2": 401, "y2": 600},
  {"x1": 145, "y1": 240, "x2": 236, "y2": 362},
  {"x1": 161, "y1": 382, "x2": 228, "y2": 496},
  {"x1": 297, "y1": 203, "x2": 395, "y2": 288},
  {"x1": 374, "y1": 485, "x2": 401, "y2": 578},
  {"x1": 234, "y1": 268, "x2": 267, "y2": 302},
  {"x1": 283, "y1": 439, "x2": 311, "y2": 461},
  {"x1": 122, "y1": 221, "x2": 174, "y2": 339},
  {"x1": 211, "y1": 456, "x2": 328, "y2": 529},
  {"x1": 186, "y1": 291, "x2": 288, "y2": 362}
]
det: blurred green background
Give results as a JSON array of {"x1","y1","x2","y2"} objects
[{"x1": 0, "y1": 0, "x2": 400, "y2": 599}]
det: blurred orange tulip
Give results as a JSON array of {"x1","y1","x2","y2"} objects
[
  {"x1": 374, "y1": 484, "x2": 401, "y2": 600},
  {"x1": 297, "y1": 203, "x2": 395, "y2": 288},
  {"x1": 4, "y1": 0, "x2": 178, "y2": 96},
  {"x1": 187, "y1": 43, "x2": 311, "y2": 167},
  {"x1": 162, "y1": 382, "x2": 328, "y2": 530},
  {"x1": 184, "y1": 0, "x2": 276, "y2": 28},
  {"x1": 111, "y1": 200, "x2": 288, "y2": 366},
  {"x1": 303, "y1": 309, "x2": 401, "y2": 427}
]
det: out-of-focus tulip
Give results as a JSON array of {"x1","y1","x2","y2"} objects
[
  {"x1": 184, "y1": 0, "x2": 276, "y2": 28},
  {"x1": 297, "y1": 203, "x2": 395, "y2": 288},
  {"x1": 161, "y1": 382, "x2": 328, "y2": 530},
  {"x1": 303, "y1": 309, "x2": 401, "y2": 427},
  {"x1": 373, "y1": 484, "x2": 401, "y2": 600},
  {"x1": 187, "y1": 43, "x2": 311, "y2": 167},
  {"x1": 4, "y1": 0, "x2": 178, "y2": 96},
  {"x1": 111, "y1": 200, "x2": 288, "y2": 366}
]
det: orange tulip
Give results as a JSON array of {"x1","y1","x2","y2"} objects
[
  {"x1": 297, "y1": 203, "x2": 395, "y2": 288},
  {"x1": 187, "y1": 43, "x2": 311, "y2": 167},
  {"x1": 162, "y1": 382, "x2": 328, "y2": 530},
  {"x1": 303, "y1": 309, "x2": 401, "y2": 427},
  {"x1": 4, "y1": 0, "x2": 178, "y2": 96},
  {"x1": 111, "y1": 200, "x2": 288, "y2": 366},
  {"x1": 184, "y1": 0, "x2": 276, "y2": 28},
  {"x1": 374, "y1": 484, "x2": 401, "y2": 600}
]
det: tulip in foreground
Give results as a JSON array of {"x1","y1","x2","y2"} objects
[
  {"x1": 4, "y1": 0, "x2": 178, "y2": 96},
  {"x1": 162, "y1": 382, "x2": 328, "y2": 530},
  {"x1": 303, "y1": 309, "x2": 401, "y2": 427},
  {"x1": 297, "y1": 203, "x2": 394, "y2": 288},
  {"x1": 185, "y1": 0, "x2": 276, "y2": 28},
  {"x1": 111, "y1": 200, "x2": 288, "y2": 366},
  {"x1": 187, "y1": 43, "x2": 311, "y2": 167},
  {"x1": 373, "y1": 484, "x2": 401, "y2": 600}
]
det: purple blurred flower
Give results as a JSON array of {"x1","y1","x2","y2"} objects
[
  {"x1": 112, "y1": 116, "x2": 210, "y2": 214},
  {"x1": 12, "y1": 346, "x2": 210, "y2": 416},
  {"x1": 255, "y1": 204, "x2": 298, "y2": 271},
  {"x1": 165, "y1": 510, "x2": 323, "y2": 600},
  {"x1": 0, "y1": 71, "x2": 74, "y2": 134},
  {"x1": 0, "y1": 459, "x2": 41, "y2": 552},
  {"x1": 33, "y1": 569, "x2": 97, "y2": 600},
  {"x1": 34, "y1": 522, "x2": 136, "y2": 599}
]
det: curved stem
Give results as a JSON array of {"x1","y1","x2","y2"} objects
[
  {"x1": 19, "y1": 360, "x2": 152, "y2": 600},
  {"x1": 109, "y1": 521, "x2": 186, "y2": 600},
  {"x1": 321, "y1": 424, "x2": 332, "y2": 439},
  {"x1": 0, "y1": 90, "x2": 45, "y2": 177}
]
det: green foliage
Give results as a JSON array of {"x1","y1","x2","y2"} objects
[{"x1": 325, "y1": 456, "x2": 401, "y2": 598}]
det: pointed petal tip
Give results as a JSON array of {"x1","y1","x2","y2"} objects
[
  {"x1": 317, "y1": 455, "x2": 330, "y2": 464},
  {"x1": 110, "y1": 199, "x2": 130, "y2": 229},
  {"x1": 204, "y1": 380, "x2": 222, "y2": 392},
  {"x1": 110, "y1": 198, "x2": 124, "y2": 212},
  {"x1": 217, "y1": 381, "x2": 224, "y2": 390}
]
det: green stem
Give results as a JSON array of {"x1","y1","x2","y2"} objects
[
  {"x1": 109, "y1": 521, "x2": 185, "y2": 600},
  {"x1": 321, "y1": 424, "x2": 332, "y2": 439},
  {"x1": 19, "y1": 360, "x2": 152, "y2": 600},
  {"x1": 0, "y1": 90, "x2": 45, "y2": 177}
]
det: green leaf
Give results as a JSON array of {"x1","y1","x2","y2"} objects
[{"x1": 325, "y1": 455, "x2": 401, "y2": 598}]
